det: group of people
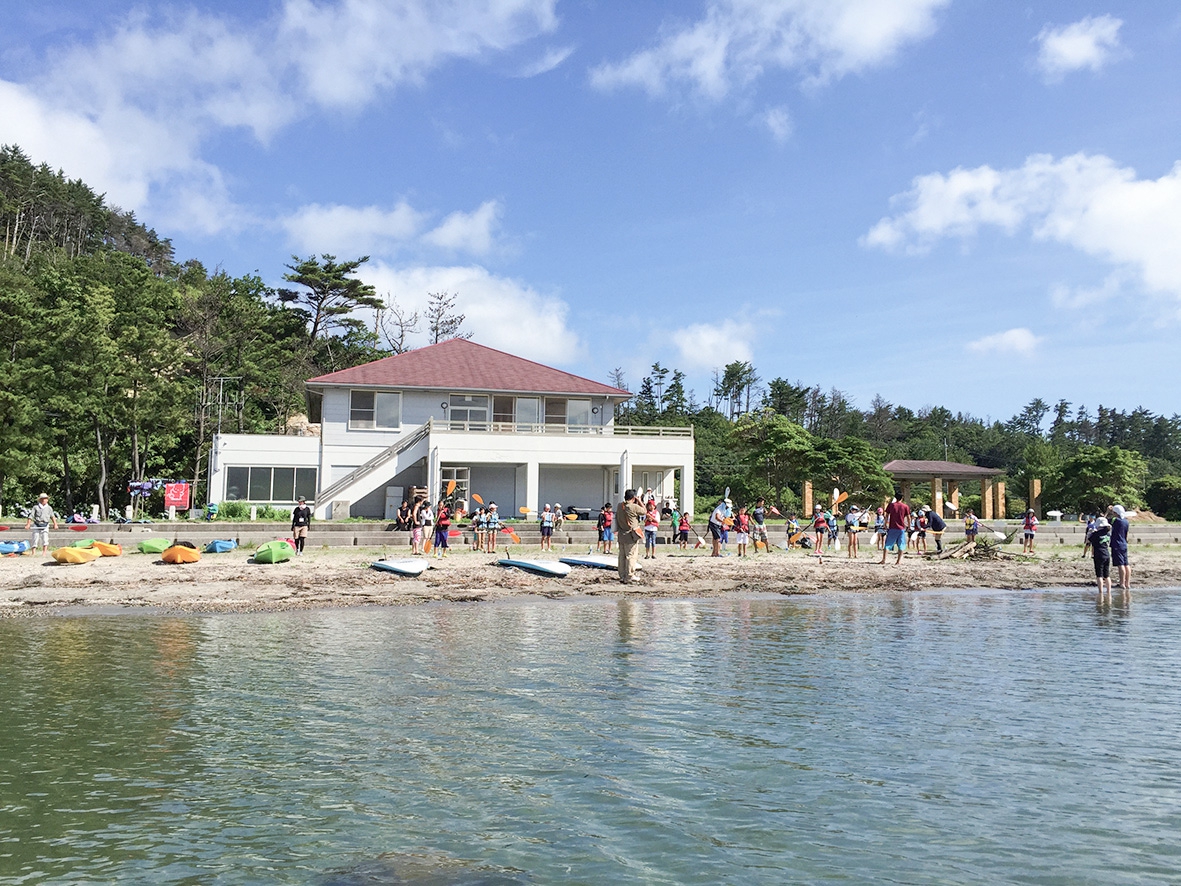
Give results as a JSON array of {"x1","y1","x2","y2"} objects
[{"x1": 1084, "y1": 505, "x2": 1132, "y2": 601}]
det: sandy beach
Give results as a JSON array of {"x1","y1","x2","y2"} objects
[{"x1": 2, "y1": 544, "x2": 1178, "y2": 615}]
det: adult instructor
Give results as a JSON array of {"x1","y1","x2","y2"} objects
[
  {"x1": 616, "y1": 489, "x2": 645, "y2": 583},
  {"x1": 26, "y1": 492, "x2": 58, "y2": 555},
  {"x1": 1109, "y1": 504, "x2": 1131, "y2": 594},
  {"x1": 291, "y1": 495, "x2": 312, "y2": 555},
  {"x1": 878, "y1": 495, "x2": 911, "y2": 565}
]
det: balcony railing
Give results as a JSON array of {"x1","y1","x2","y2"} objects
[{"x1": 433, "y1": 420, "x2": 693, "y2": 437}]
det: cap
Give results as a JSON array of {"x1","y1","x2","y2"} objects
[
  {"x1": 1027, "y1": 508, "x2": 1035, "y2": 514},
  {"x1": 298, "y1": 495, "x2": 306, "y2": 502},
  {"x1": 850, "y1": 505, "x2": 860, "y2": 512}
]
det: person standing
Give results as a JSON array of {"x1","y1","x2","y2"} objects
[
  {"x1": 433, "y1": 500, "x2": 451, "y2": 558},
  {"x1": 616, "y1": 489, "x2": 645, "y2": 582},
  {"x1": 1022, "y1": 509, "x2": 1039, "y2": 554},
  {"x1": 290, "y1": 495, "x2": 312, "y2": 555},
  {"x1": 963, "y1": 509, "x2": 980, "y2": 545},
  {"x1": 709, "y1": 498, "x2": 730, "y2": 558},
  {"x1": 643, "y1": 499, "x2": 660, "y2": 558},
  {"x1": 734, "y1": 505, "x2": 751, "y2": 557},
  {"x1": 677, "y1": 511, "x2": 691, "y2": 550},
  {"x1": 1109, "y1": 504, "x2": 1130, "y2": 594},
  {"x1": 484, "y1": 502, "x2": 500, "y2": 553},
  {"x1": 845, "y1": 505, "x2": 861, "y2": 559},
  {"x1": 1090, "y1": 515, "x2": 1113, "y2": 602},
  {"x1": 811, "y1": 506, "x2": 827, "y2": 555},
  {"x1": 751, "y1": 498, "x2": 769, "y2": 552},
  {"x1": 926, "y1": 506, "x2": 947, "y2": 554},
  {"x1": 879, "y1": 495, "x2": 911, "y2": 565},
  {"x1": 539, "y1": 504, "x2": 555, "y2": 552},
  {"x1": 26, "y1": 492, "x2": 58, "y2": 555}
]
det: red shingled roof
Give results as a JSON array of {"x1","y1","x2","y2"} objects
[{"x1": 306, "y1": 339, "x2": 630, "y2": 398}]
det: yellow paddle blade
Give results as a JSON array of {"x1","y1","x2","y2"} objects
[
  {"x1": 518, "y1": 506, "x2": 531, "y2": 514},
  {"x1": 471, "y1": 493, "x2": 484, "y2": 505},
  {"x1": 565, "y1": 513, "x2": 577, "y2": 520},
  {"x1": 446, "y1": 479, "x2": 456, "y2": 496}
]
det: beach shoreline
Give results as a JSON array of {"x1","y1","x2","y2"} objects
[{"x1": 2, "y1": 545, "x2": 1178, "y2": 617}]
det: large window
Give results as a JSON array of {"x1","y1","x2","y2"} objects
[
  {"x1": 545, "y1": 397, "x2": 591, "y2": 428},
  {"x1": 545, "y1": 398, "x2": 566, "y2": 425},
  {"x1": 516, "y1": 397, "x2": 541, "y2": 425},
  {"x1": 350, "y1": 390, "x2": 401, "y2": 429},
  {"x1": 225, "y1": 466, "x2": 318, "y2": 502},
  {"x1": 449, "y1": 394, "x2": 488, "y2": 425}
]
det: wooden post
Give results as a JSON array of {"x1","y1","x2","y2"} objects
[
  {"x1": 803, "y1": 480, "x2": 813, "y2": 516},
  {"x1": 900, "y1": 480, "x2": 913, "y2": 504},
  {"x1": 1029, "y1": 479, "x2": 1042, "y2": 519},
  {"x1": 948, "y1": 481, "x2": 960, "y2": 512},
  {"x1": 994, "y1": 480, "x2": 1006, "y2": 519},
  {"x1": 930, "y1": 477, "x2": 944, "y2": 516},
  {"x1": 981, "y1": 478, "x2": 994, "y2": 520}
]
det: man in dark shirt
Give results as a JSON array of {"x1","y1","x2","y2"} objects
[
  {"x1": 291, "y1": 496, "x2": 312, "y2": 555},
  {"x1": 879, "y1": 495, "x2": 911, "y2": 565},
  {"x1": 1109, "y1": 504, "x2": 1130, "y2": 594}
]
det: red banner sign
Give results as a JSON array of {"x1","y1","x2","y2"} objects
[{"x1": 164, "y1": 482, "x2": 191, "y2": 509}]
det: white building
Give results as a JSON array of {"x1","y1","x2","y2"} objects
[{"x1": 208, "y1": 339, "x2": 695, "y2": 519}]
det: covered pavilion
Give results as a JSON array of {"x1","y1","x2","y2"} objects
[{"x1": 882, "y1": 460, "x2": 1008, "y2": 519}]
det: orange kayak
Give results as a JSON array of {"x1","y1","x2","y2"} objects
[
  {"x1": 52, "y1": 546, "x2": 102, "y2": 564},
  {"x1": 92, "y1": 541, "x2": 122, "y2": 557},
  {"x1": 161, "y1": 544, "x2": 201, "y2": 564}
]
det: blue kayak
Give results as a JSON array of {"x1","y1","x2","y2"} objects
[
  {"x1": 0, "y1": 540, "x2": 29, "y2": 555},
  {"x1": 205, "y1": 539, "x2": 237, "y2": 553}
]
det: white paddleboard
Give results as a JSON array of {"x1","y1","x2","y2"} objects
[
  {"x1": 371, "y1": 558, "x2": 429, "y2": 576},
  {"x1": 497, "y1": 558, "x2": 571, "y2": 577},
  {"x1": 559, "y1": 553, "x2": 617, "y2": 570}
]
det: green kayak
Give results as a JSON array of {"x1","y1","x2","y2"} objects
[
  {"x1": 70, "y1": 538, "x2": 97, "y2": 548},
  {"x1": 137, "y1": 538, "x2": 172, "y2": 554},
  {"x1": 253, "y1": 540, "x2": 295, "y2": 564}
]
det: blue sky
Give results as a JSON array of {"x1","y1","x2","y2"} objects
[{"x1": 3, "y1": 1, "x2": 1181, "y2": 423}]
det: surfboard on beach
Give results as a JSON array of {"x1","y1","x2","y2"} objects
[
  {"x1": 558, "y1": 553, "x2": 617, "y2": 570},
  {"x1": 496, "y1": 558, "x2": 571, "y2": 577},
  {"x1": 371, "y1": 558, "x2": 429, "y2": 576}
]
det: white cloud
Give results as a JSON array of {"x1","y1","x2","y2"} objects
[
  {"x1": 590, "y1": 0, "x2": 948, "y2": 100},
  {"x1": 517, "y1": 44, "x2": 576, "y2": 77},
  {"x1": 422, "y1": 200, "x2": 502, "y2": 254},
  {"x1": 671, "y1": 320, "x2": 755, "y2": 370},
  {"x1": 862, "y1": 153, "x2": 1181, "y2": 300},
  {"x1": 1050, "y1": 272, "x2": 1126, "y2": 310},
  {"x1": 1036, "y1": 14, "x2": 1123, "y2": 81},
  {"x1": 967, "y1": 328, "x2": 1042, "y2": 357},
  {"x1": 282, "y1": 200, "x2": 426, "y2": 255},
  {"x1": 281, "y1": 198, "x2": 502, "y2": 258},
  {"x1": 0, "y1": 1, "x2": 558, "y2": 235},
  {"x1": 761, "y1": 105, "x2": 793, "y2": 143},
  {"x1": 366, "y1": 262, "x2": 582, "y2": 364}
]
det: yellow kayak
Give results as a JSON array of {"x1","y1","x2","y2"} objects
[
  {"x1": 52, "y1": 546, "x2": 102, "y2": 564},
  {"x1": 161, "y1": 544, "x2": 201, "y2": 564},
  {"x1": 92, "y1": 541, "x2": 122, "y2": 557}
]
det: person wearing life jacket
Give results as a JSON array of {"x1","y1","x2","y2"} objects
[{"x1": 1022, "y1": 508, "x2": 1039, "y2": 554}]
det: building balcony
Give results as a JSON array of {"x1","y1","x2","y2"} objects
[{"x1": 434, "y1": 420, "x2": 694, "y2": 437}]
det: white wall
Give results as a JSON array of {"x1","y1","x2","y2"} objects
[{"x1": 208, "y1": 434, "x2": 320, "y2": 504}]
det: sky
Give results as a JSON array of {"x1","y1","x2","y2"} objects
[{"x1": 3, "y1": 0, "x2": 1181, "y2": 423}]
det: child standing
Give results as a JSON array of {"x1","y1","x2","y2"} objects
[
  {"x1": 677, "y1": 511, "x2": 691, "y2": 549},
  {"x1": 643, "y1": 499, "x2": 660, "y2": 558},
  {"x1": 734, "y1": 505, "x2": 751, "y2": 557}
]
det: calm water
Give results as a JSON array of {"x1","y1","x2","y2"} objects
[{"x1": 1, "y1": 590, "x2": 1179, "y2": 885}]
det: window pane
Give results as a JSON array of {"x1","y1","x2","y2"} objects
[
  {"x1": 492, "y1": 396, "x2": 514, "y2": 423},
  {"x1": 272, "y1": 467, "x2": 295, "y2": 501},
  {"x1": 545, "y1": 398, "x2": 566, "y2": 424},
  {"x1": 226, "y1": 467, "x2": 248, "y2": 501},
  {"x1": 375, "y1": 392, "x2": 401, "y2": 428},
  {"x1": 248, "y1": 467, "x2": 272, "y2": 500},
  {"x1": 450, "y1": 394, "x2": 488, "y2": 423},
  {"x1": 350, "y1": 390, "x2": 375, "y2": 428},
  {"x1": 568, "y1": 399, "x2": 591, "y2": 426},
  {"x1": 295, "y1": 468, "x2": 318, "y2": 501},
  {"x1": 516, "y1": 397, "x2": 540, "y2": 424}
]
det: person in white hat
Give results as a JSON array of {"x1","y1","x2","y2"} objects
[
  {"x1": 844, "y1": 505, "x2": 862, "y2": 559},
  {"x1": 26, "y1": 492, "x2": 58, "y2": 554}
]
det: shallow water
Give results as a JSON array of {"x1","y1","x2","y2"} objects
[{"x1": 1, "y1": 590, "x2": 1179, "y2": 884}]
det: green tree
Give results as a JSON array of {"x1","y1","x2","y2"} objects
[
  {"x1": 1146, "y1": 476, "x2": 1181, "y2": 520},
  {"x1": 279, "y1": 254, "x2": 382, "y2": 347},
  {"x1": 425, "y1": 290, "x2": 471, "y2": 343},
  {"x1": 808, "y1": 436, "x2": 892, "y2": 507},
  {"x1": 733, "y1": 411, "x2": 814, "y2": 508},
  {"x1": 1053, "y1": 446, "x2": 1147, "y2": 513}
]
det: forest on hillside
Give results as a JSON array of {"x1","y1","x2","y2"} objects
[{"x1": 3, "y1": 144, "x2": 1181, "y2": 520}]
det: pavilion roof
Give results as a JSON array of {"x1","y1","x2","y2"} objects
[{"x1": 882, "y1": 459, "x2": 1003, "y2": 480}]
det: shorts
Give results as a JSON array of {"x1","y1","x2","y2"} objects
[
  {"x1": 1024, "y1": 531, "x2": 1035, "y2": 539},
  {"x1": 1112, "y1": 548, "x2": 1128, "y2": 567},
  {"x1": 412, "y1": 527, "x2": 423, "y2": 543},
  {"x1": 540, "y1": 525, "x2": 553, "y2": 537},
  {"x1": 709, "y1": 523, "x2": 722, "y2": 540},
  {"x1": 292, "y1": 526, "x2": 308, "y2": 539},
  {"x1": 644, "y1": 528, "x2": 657, "y2": 545},
  {"x1": 885, "y1": 529, "x2": 906, "y2": 551},
  {"x1": 603, "y1": 527, "x2": 614, "y2": 541},
  {"x1": 735, "y1": 532, "x2": 749, "y2": 545},
  {"x1": 1094, "y1": 556, "x2": 1111, "y2": 578},
  {"x1": 916, "y1": 530, "x2": 926, "y2": 538},
  {"x1": 752, "y1": 525, "x2": 768, "y2": 542},
  {"x1": 31, "y1": 526, "x2": 49, "y2": 547},
  {"x1": 678, "y1": 529, "x2": 688, "y2": 542}
]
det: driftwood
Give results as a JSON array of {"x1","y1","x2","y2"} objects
[{"x1": 929, "y1": 540, "x2": 973, "y2": 560}]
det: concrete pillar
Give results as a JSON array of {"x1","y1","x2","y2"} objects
[
  {"x1": 525, "y1": 460, "x2": 540, "y2": 516},
  {"x1": 803, "y1": 480, "x2": 813, "y2": 516},
  {"x1": 619, "y1": 450, "x2": 631, "y2": 500},
  {"x1": 930, "y1": 477, "x2": 944, "y2": 516},
  {"x1": 681, "y1": 458, "x2": 694, "y2": 517},
  {"x1": 981, "y1": 478, "x2": 994, "y2": 520},
  {"x1": 994, "y1": 480, "x2": 1006, "y2": 519},
  {"x1": 428, "y1": 446, "x2": 442, "y2": 504},
  {"x1": 1030, "y1": 478, "x2": 1042, "y2": 519},
  {"x1": 948, "y1": 481, "x2": 960, "y2": 512}
]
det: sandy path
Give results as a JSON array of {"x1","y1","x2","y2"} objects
[{"x1": 2, "y1": 543, "x2": 1177, "y2": 616}]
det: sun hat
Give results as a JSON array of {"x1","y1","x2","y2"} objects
[
  {"x1": 38, "y1": 492, "x2": 49, "y2": 500},
  {"x1": 297, "y1": 495, "x2": 306, "y2": 502},
  {"x1": 1095, "y1": 516, "x2": 1109, "y2": 528},
  {"x1": 1112, "y1": 504, "x2": 1126, "y2": 517}
]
